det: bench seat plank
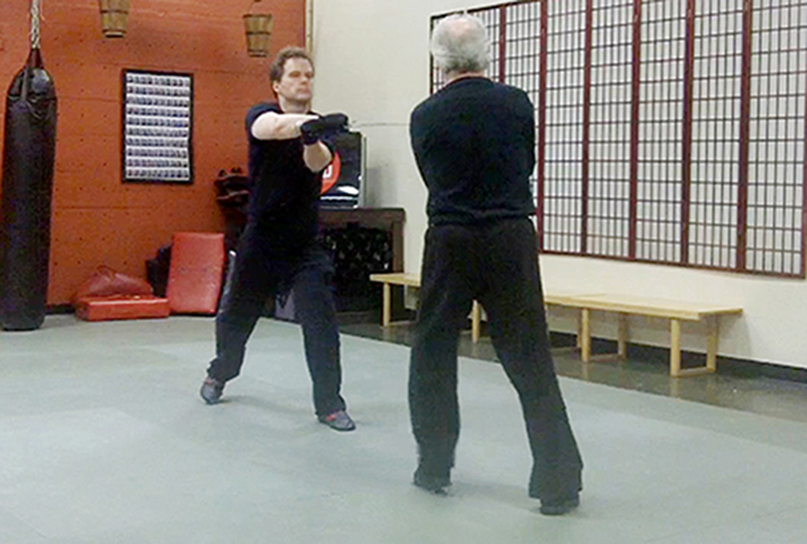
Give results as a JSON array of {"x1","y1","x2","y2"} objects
[{"x1": 559, "y1": 293, "x2": 742, "y2": 321}]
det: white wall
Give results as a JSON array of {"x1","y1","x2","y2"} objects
[{"x1": 309, "y1": 0, "x2": 807, "y2": 369}]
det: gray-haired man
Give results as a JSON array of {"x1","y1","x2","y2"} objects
[{"x1": 408, "y1": 14, "x2": 583, "y2": 515}]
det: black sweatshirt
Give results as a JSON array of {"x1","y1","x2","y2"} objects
[{"x1": 410, "y1": 77, "x2": 536, "y2": 225}]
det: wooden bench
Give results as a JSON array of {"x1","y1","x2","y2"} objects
[
  {"x1": 552, "y1": 294, "x2": 742, "y2": 378},
  {"x1": 369, "y1": 274, "x2": 742, "y2": 377},
  {"x1": 369, "y1": 273, "x2": 483, "y2": 342}
]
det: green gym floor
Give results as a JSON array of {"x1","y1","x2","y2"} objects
[{"x1": 2, "y1": 315, "x2": 806, "y2": 543}]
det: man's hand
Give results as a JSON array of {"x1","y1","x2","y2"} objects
[{"x1": 300, "y1": 113, "x2": 349, "y2": 145}]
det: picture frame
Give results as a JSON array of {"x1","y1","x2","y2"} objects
[{"x1": 122, "y1": 69, "x2": 194, "y2": 184}]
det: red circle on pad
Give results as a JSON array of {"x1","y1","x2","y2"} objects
[{"x1": 321, "y1": 152, "x2": 341, "y2": 195}]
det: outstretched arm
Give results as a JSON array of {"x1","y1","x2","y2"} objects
[
  {"x1": 250, "y1": 111, "x2": 316, "y2": 141},
  {"x1": 250, "y1": 111, "x2": 334, "y2": 172}
]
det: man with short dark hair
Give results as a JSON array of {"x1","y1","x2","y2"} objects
[
  {"x1": 408, "y1": 15, "x2": 583, "y2": 514},
  {"x1": 200, "y1": 46, "x2": 355, "y2": 432}
]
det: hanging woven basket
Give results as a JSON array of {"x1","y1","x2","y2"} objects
[
  {"x1": 99, "y1": 0, "x2": 130, "y2": 38},
  {"x1": 243, "y1": 11, "x2": 273, "y2": 57}
]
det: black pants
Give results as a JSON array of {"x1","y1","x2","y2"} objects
[
  {"x1": 207, "y1": 224, "x2": 346, "y2": 417},
  {"x1": 409, "y1": 218, "x2": 583, "y2": 500}
]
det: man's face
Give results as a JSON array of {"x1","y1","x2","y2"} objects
[{"x1": 273, "y1": 57, "x2": 313, "y2": 105}]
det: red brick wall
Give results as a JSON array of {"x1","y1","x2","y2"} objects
[{"x1": 0, "y1": 0, "x2": 304, "y2": 304}]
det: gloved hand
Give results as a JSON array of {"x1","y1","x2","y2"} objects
[{"x1": 300, "y1": 113, "x2": 349, "y2": 145}]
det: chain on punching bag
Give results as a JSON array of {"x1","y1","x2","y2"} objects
[{"x1": 0, "y1": 0, "x2": 58, "y2": 331}]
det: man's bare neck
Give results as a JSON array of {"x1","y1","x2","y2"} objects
[{"x1": 278, "y1": 96, "x2": 310, "y2": 114}]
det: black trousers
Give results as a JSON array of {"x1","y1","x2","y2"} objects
[
  {"x1": 409, "y1": 218, "x2": 583, "y2": 500},
  {"x1": 207, "y1": 224, "x2": 346, "y2": 417}
]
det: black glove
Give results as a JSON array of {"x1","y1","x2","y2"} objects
[{"x1": 300, "y1": 113, "x2": 349, "y2": 145}]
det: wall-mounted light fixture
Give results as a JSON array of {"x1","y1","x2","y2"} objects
[
  {"x1": 98, "y1": 0, "x2": 129, "y2": 38},
  {"x1": 244, "y1": 0, "x2": 273, "y2": 57}
]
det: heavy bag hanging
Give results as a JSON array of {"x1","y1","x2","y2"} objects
[{"x1": 0, "y1": 0, "x2": 58, "y2": 331}]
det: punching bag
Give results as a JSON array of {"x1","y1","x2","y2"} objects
[{"x1": 0, "y1": 1, "x2": 58, "y2": 331}]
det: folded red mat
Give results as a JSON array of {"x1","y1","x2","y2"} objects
[
  {"x1": 166, "y1": 232, "x2": 226, "y2": 315},
  {"x1": 75, "y1": 295, "x2": 170, "y2": 322}
]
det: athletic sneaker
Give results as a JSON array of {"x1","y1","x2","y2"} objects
[
  {"x1": 199, "y1": 377, "x2": 224, "y2": 405},
  {"x1": 318, "y1": 410, "x2": 356, "y2": 431}
]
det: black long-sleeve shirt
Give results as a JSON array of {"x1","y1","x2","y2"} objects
[{"x1": 409, "y1": 77, "x2": 536, "y2": 226}]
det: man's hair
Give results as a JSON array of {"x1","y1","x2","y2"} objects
[
  {"x1": 430, "y1": 14, "x2": 490, "y2": 75},
  {"x1": 269, "y1": 46, "x2": 314, "y2": 83}
]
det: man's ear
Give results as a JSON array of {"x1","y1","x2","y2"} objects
[{"x1": 272, "y1": 81, "x2": 280, "y2": 94}]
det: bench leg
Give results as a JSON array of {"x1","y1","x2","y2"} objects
[
  {"x1": 671, "y1": 317, "x2": 718, "y2": 378},
  {"x1": 382, "y1": 283, "x2": 391, "y2": 327},
  {"x1": 617, "y1": 313, "x2": 628, "y2": 359},
  {"x1": 576, "y1": 313, "x2": 582, "y2": 349},
  {"x1": 471, "y1": 300, "x2": 481, "y2": 344},
  {"x1": 670, "y1": 318, "x2": 682, "y2": 377},
  {"x1": 581, "y1": 309, "x2": 591, "y2": 362},
  {"x1": 706, "y1": 315, "x2": 719, "y2": 372}
]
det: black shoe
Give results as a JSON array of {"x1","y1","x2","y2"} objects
[
  {"x1": 413, "y1": 439, "x2": 455, "y2": 495},
  {"x1": 413, "y1": 465, "x2": 451, "y2": 495},
  {"x1": 528, "y1": 461, "x2": 583, "y2": 507},
  {"x1": 318, "y1": 410, "x2": 356, "y2": 431},
  {"x1": 539, "y1": 494, "x2": 580, "y2": 516},
  {"x1": 200, "y1": 377, "x2": 224, "y2": 405}
]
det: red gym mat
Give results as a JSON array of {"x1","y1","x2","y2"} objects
[
  {"x1": 75, "y1": 295, "x2": 170, "y2": 322},
  {"x1": 166, "y1": 232, "x2": 225, "y2": 315}
]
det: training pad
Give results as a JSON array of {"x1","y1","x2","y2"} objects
[{"x1": 166, "y1": 232, "x2": 225, "y2": 314}]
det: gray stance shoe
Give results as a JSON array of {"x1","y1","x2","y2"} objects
[
  {"x1": 200, "y1": 377, "x2": 224, "y2": 405},
  {"x1": 318, "y1": 410, "x2": 356, "y2": 431}
]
